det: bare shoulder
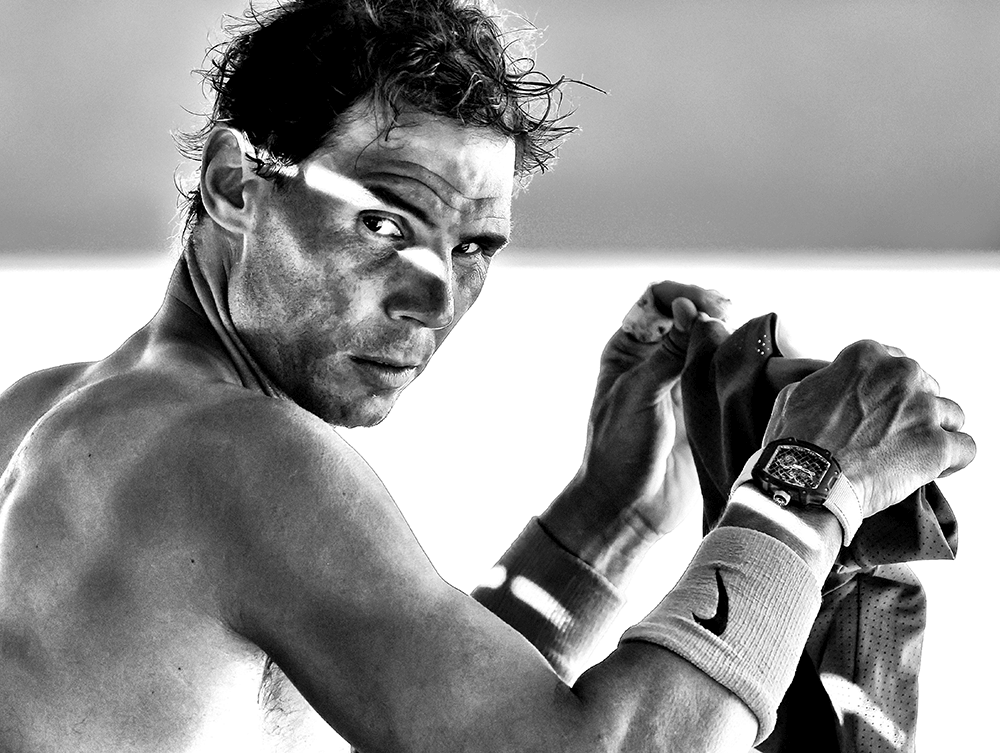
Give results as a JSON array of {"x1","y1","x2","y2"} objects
[
  {"x1": 186, "y1": 392, "x2": 396, "y2": 531},
  {"x1": 0, "y1": 362, "x2": 92, "y2": 463},
  {"x1": 4, "y1": 363, "x2": 397, "y2": 561},
  {"x1": 75, "y1": 373, "x2": 395, "y2": 531},
  {"x1": 163, "y1": 387, "x2": 387, "y2": 506}
]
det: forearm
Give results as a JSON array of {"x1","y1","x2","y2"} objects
[
  {"x1": 472, "y1": 516, "x2": 627, "y2": 682},
  {"x1": 471, "y1": 467, "x2": 665, "y2": 683},
  {"x1": 573, "y1": 641, "x2": 759, "y2": 753},
  {"x1": 538, "y1": 475, "x2": 662, "y2": 588},
  {"x1": 471, "y1": 461, "x2": 676, "y2": 682}
]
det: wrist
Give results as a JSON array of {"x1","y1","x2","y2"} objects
[
  {"x1": 736, "y1": 442, "x2": 864, "y2": 546},
  {"x1": 719, "y1": 485, "x2": 843, "y2": 583},
  {"x1": 540, "y1": 477, "x2": 660, "y2": 587}
]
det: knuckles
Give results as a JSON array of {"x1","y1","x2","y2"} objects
[
  {"x1": 912, "y1": 390, "x2": 939, "y2": 418},
  {"x1": 840, "y1": 339, "x2": 886, "y2": 362},
  {"x1": 838, "y1": 339, "x2": 930, "y2": 392}
]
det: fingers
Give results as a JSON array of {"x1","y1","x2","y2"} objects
[
  {"x1": 622, "y1": 281, "x2": 729, "y2": 349},
  {"x1": 629, "y1": 303, "x2": 724, "y2": 391},
  {"x1": 650, "y1": 281, "x2": 730, "y2": 321},
  {"x1": 838, "y1": 339, "x2": 942, "y2": 395},
  {"x1": 937, "y1": 396, "x2": 966, "y2": 433},
  {"x1": 604, "y1": 295, "x2": 702, "y2": 384},
  {"x1": 827, "y1": 339, "x2": 974, "y2": 483},
  {"x1": 635, "y1": 308, "x2": 719, "y2": 391},
  {"x1": 940, "y1": 430, "x2": 977, "y2": 477},
  {"x1": 661, "y1": 325, "x2": 688, "y2": 360},
  {"x1": 602, "y1": 326, "x2": 661, "y2": 373},
  {"x1": 937, "y1": 396, "x2": 975, "y2": 476},
  {"x1": 671, "y1": 297, "x2": 699, "y2": 333},
  {"x1": 679, "y1": 310, "x2": 730, "y2": 365}
]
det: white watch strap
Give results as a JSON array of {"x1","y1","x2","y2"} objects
[
  {"x1": 820, "y1": 474, "x2": 862, "y2": 546},
  {"x1": 728, "y1": 448, "x2": 863, "y2": 547}
]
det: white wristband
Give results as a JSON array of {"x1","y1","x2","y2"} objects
[
  {"x1": 620, "y1": 527, "x2": 821, "y2": 744},
  {"x1": 730, "y1": 449, "x2": 863, "y2": 546}
]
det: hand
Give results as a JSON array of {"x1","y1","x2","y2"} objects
[
  {"x1": 763, "y1": 340, "x2": 976, "y2": 518},
  {"x1": 544, "y1": 282, "x2": 730, "y2": 573}
]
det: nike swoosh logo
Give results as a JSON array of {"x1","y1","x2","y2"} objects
[{"x1": 693, "y1": 568, "x2": 729, "y2": 636}]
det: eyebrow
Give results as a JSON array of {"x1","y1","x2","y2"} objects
[
  {"x1": 367, "y1": 183, "x2": 510, "y2": 250},
  {"x1": 366, "y1": 184, "x2": 433, "y2": 227}
]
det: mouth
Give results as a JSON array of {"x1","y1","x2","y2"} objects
[
  {"x1": 349, "y1": 355, "x2": 420, "y2": 389},
  {"x1": 352, "y1": 354, "x2": 420, "y2": 369}
]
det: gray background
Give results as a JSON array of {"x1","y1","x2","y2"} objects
[{"x1": 3, "y1": 0, "x2": 999, "y2": 254}]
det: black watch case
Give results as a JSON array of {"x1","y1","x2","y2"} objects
[{"x1": 751, "y1": 438, "x2": 842, "y2": 506}]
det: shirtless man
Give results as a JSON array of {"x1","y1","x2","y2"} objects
[{"x1": 0, "y1": 1, "x2": 975, "y2": 751}]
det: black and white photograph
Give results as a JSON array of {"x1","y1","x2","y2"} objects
[{"x1": 0, "y1": 2, "x2": 996, "y2": 750}]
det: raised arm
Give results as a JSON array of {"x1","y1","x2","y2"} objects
[
  {"x1": 474, "y1": 282, "x2": 726, "y2": 681},
  {"x1": 203, "y1": 327, "x2": 973, "y2": 753}
]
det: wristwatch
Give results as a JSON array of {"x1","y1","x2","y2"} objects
[
  {"x1": 730, "y1": 437, "x2": 863, "y2": 546},
  {"x1": 751, "y1": 438, "x2": 841, "y2": 507}
]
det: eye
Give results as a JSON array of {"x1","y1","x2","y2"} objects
[
  {"x1": 361, "y1": 215, "x2": 405, "y2": 239},
  {"x1": 453, "y1": 241, "x2": 485, "y2": 257}
]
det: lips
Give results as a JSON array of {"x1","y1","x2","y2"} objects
[
  {"x1": 353, "y1": 355, "x2": 419, "y2": 370},
  {"x1": 349, "y1": 355, "x2": 420, "y2": 390}
]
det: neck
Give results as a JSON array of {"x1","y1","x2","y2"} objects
[{"x1": 161, "y1": 248, "x2": 286, "y2": 401}]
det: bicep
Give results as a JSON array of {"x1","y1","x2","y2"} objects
[{"x1": 210, "y1": 424, "x2": 582, "y2": 752}]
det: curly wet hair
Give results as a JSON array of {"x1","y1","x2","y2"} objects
[{"x1": 176, "y1": 0, "x2": 577, "y2": 237}]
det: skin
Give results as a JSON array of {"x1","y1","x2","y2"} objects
[
  {"x1": 0, "y1": 101, "x2": 975, "y2": 753},
  {"x1": 218, "y1": 106, "x2": 517, "y2": 427}
]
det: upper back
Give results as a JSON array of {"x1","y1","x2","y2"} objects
[{"x1": 0, "y1": 357, "x2": 279, "y2": 750}]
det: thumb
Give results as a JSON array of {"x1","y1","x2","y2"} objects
[
  {"x1": 671, "y1": 296, "x2": 699, "y2": 334},
  {"x1": 685, "y1": 311, "x2": 730, "y2": 365},
  {"x1": 639, "y1": 303, "x2": 713, "y2": 392}
]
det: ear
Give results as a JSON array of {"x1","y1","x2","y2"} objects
[{"x1": 200, "y1": 127, "x2": 268, "y2": 235}]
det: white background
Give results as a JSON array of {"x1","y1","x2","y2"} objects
[{"x1": 1, "y1": 249, "x2": 995, "y2": 749}]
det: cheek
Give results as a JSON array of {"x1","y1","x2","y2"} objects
[
  {"x1": 237, "y1": 215, "x2": 377, "y2": 330},
  {"x1": 455, "y1": 258, "x2": 489, "y2": 312},
  {"x1": 234, "y1": 252, "x2": 331, "y2": 330},
  {"x1": 435, "y1": 260, "x2": 489, "y2": 345}
]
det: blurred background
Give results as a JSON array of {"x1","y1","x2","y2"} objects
[
  {"x1": 2, "y1": 0, "x2": 997, "y2": 749},
  {"x1": 3, "y1": 0, "x2": 1000, "y2": 252}
]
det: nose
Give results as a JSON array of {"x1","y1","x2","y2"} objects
[{"x1": 384, "y1": 245, "x2": 455, "y2": 330}]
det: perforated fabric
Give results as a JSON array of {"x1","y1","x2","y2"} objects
[
  {"x1": 803, "y1": 565, "x2": 925, "y2": 753},
  {"x1": 682, "y1": 313, "x2": 958, "y2": 753}
]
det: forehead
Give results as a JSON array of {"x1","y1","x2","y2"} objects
[{"x1": 307, "y1": 106, "x2": 516, "y2": 222}]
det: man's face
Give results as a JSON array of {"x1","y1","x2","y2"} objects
[{"x1": 228, "y1": 107, "x2": 515, "y2": 427}]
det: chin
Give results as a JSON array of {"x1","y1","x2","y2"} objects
[{"x1": 306, "y1": 391, "x2": 399, "y2": 429}]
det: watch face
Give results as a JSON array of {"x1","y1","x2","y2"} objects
[{"x1": 763, "y1": 444, "x2": 830, "y2": 490}]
